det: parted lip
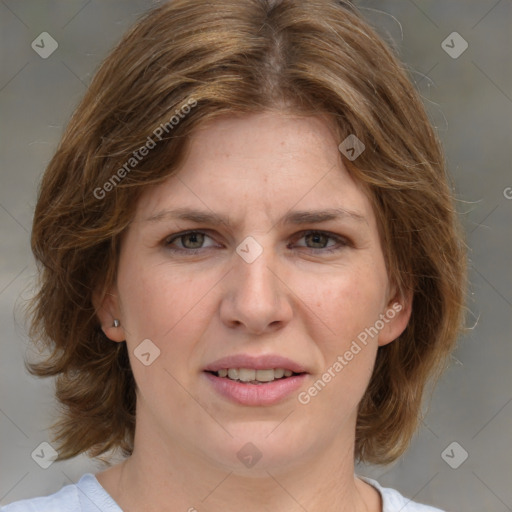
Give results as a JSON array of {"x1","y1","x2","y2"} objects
[{"x1": 203, "y1": 354, "x2": 308, "y2": 374}]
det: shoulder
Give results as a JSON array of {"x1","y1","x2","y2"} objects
[
  {"x1": 360, "y1": 476, "x2": 446, "y2": 512},
  {"x1": 1, "y1": 474, "x2": 122, "y2": 512},
  {"x1": 1, "y1": 480, "x2": 79, "y2": 512}
]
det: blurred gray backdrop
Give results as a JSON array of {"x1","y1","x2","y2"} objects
[{"x1": 1, "y1": 1, "x2": 511, "y2": 510}]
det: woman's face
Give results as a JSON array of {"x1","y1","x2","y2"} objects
[{"x1": 102, "y1": 111, "x2": 410, "y2": 474}]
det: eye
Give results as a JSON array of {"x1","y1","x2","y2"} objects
[
  {"x1": 163, "y1": 229, "x2": 349, "y2": 255},
  {"x1": 164, "y1": 230, "x2": 218, "y2": 252},
  {"x1": 292, "y1": 230, "x2": 349, "y2": 253}
]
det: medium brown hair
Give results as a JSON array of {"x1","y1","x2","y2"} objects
[{"x1": 27, "y1": 0, "x2": 466, "y2": 465}]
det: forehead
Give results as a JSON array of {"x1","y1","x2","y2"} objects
[{"x1": 134, "y1": 112, "x2": 375, "y2": 226}]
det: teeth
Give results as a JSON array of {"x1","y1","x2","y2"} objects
[
  {"x1": 274, "y1": 368, "x2": 285, "y2": 378},
  {"x1": 239, "y1": 368, "x2": 256, "y2": 382},
  {"x1": 215, "y1": 368, "x2": 296, "y2": 382},
  {"x1": 255, "y1": 369, "x2": 274, "y2": 382}
]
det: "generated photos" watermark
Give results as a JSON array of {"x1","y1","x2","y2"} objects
[
  {"x1": 298, "y1": 302, "x2": 402, "y2": 405},
  {"x1": 94, "y1": 97, "x2": 197, "y2": 200}
]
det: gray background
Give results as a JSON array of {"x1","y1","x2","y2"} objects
[{"x1": 1, "y1": 1, "x2": 511, "y2": 510}]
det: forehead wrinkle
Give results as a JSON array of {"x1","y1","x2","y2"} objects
[{"x1": 141, "y1": 206, "x2": 368, "y2": 229}]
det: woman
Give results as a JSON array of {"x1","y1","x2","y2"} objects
[{"x1": 2, "y1": 0, "x2": 466, "y2": 511}]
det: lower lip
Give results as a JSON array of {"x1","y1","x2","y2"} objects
[{"x1": 204, "y1": 372, "x2": 307, "y2": 406}]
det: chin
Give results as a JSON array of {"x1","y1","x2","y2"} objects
[{"x1": 197, "y1": 423, "x2": 318, "y2": 475}]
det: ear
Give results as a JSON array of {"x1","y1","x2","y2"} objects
[
  {"x1": 92, "y1": 285, "x2": 126, "y2": 343},
  {"x1": 377, "y1": 287, "x2": 413, "y2": 347}
]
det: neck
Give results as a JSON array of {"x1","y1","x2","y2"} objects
[{"x1": 97, "y1": 420, "x2": 380, "y2": 512}]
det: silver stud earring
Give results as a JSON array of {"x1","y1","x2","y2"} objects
[{"x1": 113, "y1": 319, "x2": 120, "y2": 327}]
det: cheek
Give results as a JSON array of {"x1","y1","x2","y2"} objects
[
  {"x1": 299, "y1": 269, "x2": 385, "y2": 413},
  {"x1": 117, "y1": 261, "x2": 217, "y2": 399},
  {"x1": 303, "y1": 264, "x2": 388, "y2": 348},
  {"x1": 117, "y1": 259, "x2": 216, "y2": 346}
]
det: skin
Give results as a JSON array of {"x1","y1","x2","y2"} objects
[{"x1": 95, "y1": 111, "x2": 412, "y2": 512}]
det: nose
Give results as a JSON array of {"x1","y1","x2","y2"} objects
[{"x1": 219, "y1": 244, "x2": 293, "y2": 335}]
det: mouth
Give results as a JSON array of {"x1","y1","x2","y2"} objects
[
  {"x1": 205, "y1": 367, "x2": 304, "y2": 384},
  {"x1": 203, "y1": 354, "x2": 309, "y2": 406}
]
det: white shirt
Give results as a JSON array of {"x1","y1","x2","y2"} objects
[{"x1": 1, "y1": 473, "x2": 445, "y2": 511}]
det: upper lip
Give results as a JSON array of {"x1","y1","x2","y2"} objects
[{"x1": 204, "y1": 354, "x2": 308, "y2": 373}]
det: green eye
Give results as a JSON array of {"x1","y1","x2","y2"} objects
[
  {"x1": 303, "y1": 232, "x2": 331, "y2": 249},
  {"x1": 177, "y1": 232, "x2": 205, "y2": 249},
  {"x1": 164, "y1": 229, "x2": 349, "y2": 255}
]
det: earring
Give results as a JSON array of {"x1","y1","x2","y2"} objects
[{"x1": 113, "y1": 319, "x2": 120, "y2": 327}]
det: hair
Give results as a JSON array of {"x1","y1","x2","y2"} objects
[{"x1": 27, "y1": 0, "x2": 466, "y2": 465}]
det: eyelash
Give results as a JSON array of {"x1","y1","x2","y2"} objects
[{"x1": 163, "y1": 230, "x2": 350, "y2": 255}]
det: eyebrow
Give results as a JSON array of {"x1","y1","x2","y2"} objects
[{"x1": 143, "y1": 207, "x2": 368, "y2": 227}]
